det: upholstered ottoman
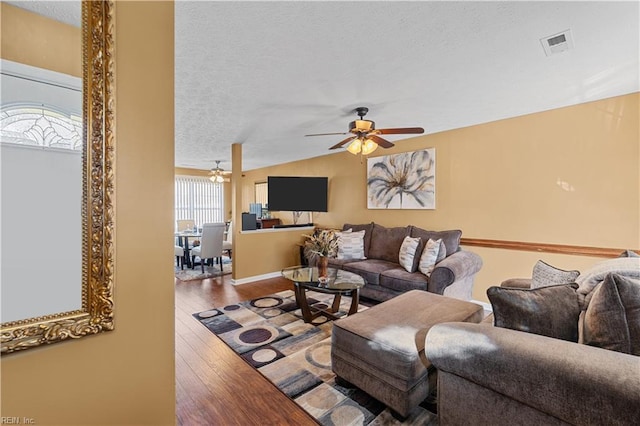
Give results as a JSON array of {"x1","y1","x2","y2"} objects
[{"x1": 331, "y1": 289, "x2": 483, "y2": 418}]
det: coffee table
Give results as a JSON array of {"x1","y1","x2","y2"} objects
[{"x1": 281, "y1": 266, "x2": 366, "y2": 323}]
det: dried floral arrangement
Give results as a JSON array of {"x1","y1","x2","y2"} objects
[{"x1": 303, "y1": 228, "x2": 338, "y2": 262}]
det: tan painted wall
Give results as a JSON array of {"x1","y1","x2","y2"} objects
[
  {"x1": 0, "y1": 3, "x2": 81, "y2": 77},
  {"x1": 1, "y1": 2, "x2": 176, "y2": 424},
  {"x1": 239, "y1": 94, "x2": 639, "y2": 299}
]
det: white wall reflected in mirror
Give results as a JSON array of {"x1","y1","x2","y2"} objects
[{"x1": 1, "y1": 59, "x2": 82, "y2": 323}]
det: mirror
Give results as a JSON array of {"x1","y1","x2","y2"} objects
[{"x1": 1, "y1": 1, "x2": 115, "y2": 354}]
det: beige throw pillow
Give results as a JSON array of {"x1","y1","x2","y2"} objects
[
  {"x1": 531, "y1": 260, "x2": 580, "y2": 289},
  {"x1": 399, "y1": 236, "x2": 421, "y2": 273},
  {"x1": 336, "y1": 230, "x2": 366, "y2": 260},
  {"x1": 418, "y1": 238, "x2": 445, "y2": 276}
]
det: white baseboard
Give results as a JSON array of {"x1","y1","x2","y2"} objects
[{"x1": 231, "y1": 271, "x2": 282, "y2": 286}]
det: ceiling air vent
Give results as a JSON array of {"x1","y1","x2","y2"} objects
[{"x1": 540, "y1": 29, "x2": 573, "y2": 56}]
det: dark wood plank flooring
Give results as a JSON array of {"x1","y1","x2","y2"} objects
[{"x1": 175, "y1": 273, "x2": 318, "y2": 425}]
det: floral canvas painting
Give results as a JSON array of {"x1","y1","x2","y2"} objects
[{"x1": 367, "y1": 149, "x2": 435, "y2": 209}]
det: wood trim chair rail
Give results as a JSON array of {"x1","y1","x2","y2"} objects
[{"x1": 460, "y1": 238, "x2": 639, "y2": 258}]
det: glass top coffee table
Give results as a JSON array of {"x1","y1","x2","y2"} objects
[{"x1": 281, "y1": 266, "x2": 366, "y2": 323}]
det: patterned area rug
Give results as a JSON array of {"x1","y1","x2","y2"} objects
[
  {"x1": 175, "y1": 257, "x2": 231, "y2": 281},
  {"x1": 193, "y1": 290, "x2": 438, "y2": 425}
]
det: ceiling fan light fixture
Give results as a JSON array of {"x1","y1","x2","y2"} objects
[
  {"x1": 361, "y1": 138, "x2": 378, "y2": 155},
  {"x1": 210, "y1": 174, "x2": 224, "y2": 183},
  {"x1": 346, "y1": 138, "x2": 362, "y2": 154}
]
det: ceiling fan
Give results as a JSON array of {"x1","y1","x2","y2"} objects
[
  {"x1": 305, "y1": 107, "x2": 425, "y2": 155},
  {"x1": 209, "y1": 160, "x2": 230, "y2": 183}
]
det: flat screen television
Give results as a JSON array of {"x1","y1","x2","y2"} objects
[{"x1": 267, "y1": 176, "x2": 328, "y2": 212}]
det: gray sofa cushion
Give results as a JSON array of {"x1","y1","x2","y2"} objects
[
  {"x1": 583, "y1": 273, "x2": 640, "y2": 356},
  {"x1": 343, "y1": 259, "x2": 398, "y2": 286},
  {"x1": 342, "y1": 222, "x2": 374, "y2": 257},
  {"x1": 380, "y1": 268, "x2": 429, "y2": 293},
  {"x1": 326, "y1": 257, "x2": 355, "y2": 269},
  {"x1": 410, "y1": 226, "x2": 462, "y2": 259},
  {"x1": 487, "y1": 283, "x2": 581, "y2": 342},
  {"x1": 368, "y1": 224, "x2": 410, "y2": 263}
]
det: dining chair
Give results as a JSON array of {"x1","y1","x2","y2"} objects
[
  {"x1": 174, "y1": 245, "x2": 184, "y2": 270},
  {"x1": 223, "y1": 221, "x2": 233, "y2": 258},
  {"x1": 190, "y1": 222, "x2": 225, "y2": 273}
]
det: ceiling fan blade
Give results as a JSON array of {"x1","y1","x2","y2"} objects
[
  {"x1": 329, "y1": 136, "x2": 356, "y2": 150},
  {"x1": 370, "y1": 135, "x2": 394, "y2": 149},
  {"x1": 376, "y1": 127, "x2": 425, "y2": 135},
  {"x1": 305, "y1": 132, "x2": 349, "y2": 137}
]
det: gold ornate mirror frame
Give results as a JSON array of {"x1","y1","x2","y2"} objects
[{"x1": 1, "y1": 1, "x2": 115, "y2": 354}]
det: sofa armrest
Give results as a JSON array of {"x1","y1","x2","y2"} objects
[
  {"x1": 426, "y1": 323, "x2": 640, "y2": 425},
  {"x1": 500, "y1": 278, "x2": 532, "y2": 289},
  {"x1": 428, "y1": 250, "x2": 482, "y2": 294}
]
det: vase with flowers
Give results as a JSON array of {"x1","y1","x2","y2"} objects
[{"x1": 302, "y1": 228, "x2": 338, "y2": 278}]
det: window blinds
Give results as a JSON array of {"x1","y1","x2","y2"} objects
[{"x1": 175, "y1": 175, "x2": 224, "y2": 228}]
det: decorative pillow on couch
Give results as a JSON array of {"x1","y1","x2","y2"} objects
[
  {"x1": 487, "y1": 283, "x2": 581, "y2": 342},
  {"x1": 583, "y1": 273, "x2": 640, "y2": 356},
  {"x1": 410, "y1": 226, "x2": 461, "y2": 260},
  {"x1": 398, "y1": 236, "x2": 422, "y2": 273},
  {"x1": 418, "y1": 238, "x2": 446, "y2": 276},
  {"x1": 531, "y1": 260, "x2": 580, "y2": 289},
  {"x1": 336, "y1": 230, "x2": 366, "y2": 260},
  {"x1": 342, "y1": 222, "x2": 374, "y2": 257}
]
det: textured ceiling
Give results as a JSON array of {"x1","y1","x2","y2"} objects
[
  {"x1": 5, "y1": 1, "x2": 80, "y2": 27},
  {"x1": 175, "y1": 1, "x2": 639, "y2": 171},
  {"x1": 9, "y1": 1, "x2": 639, "y2": 172}
]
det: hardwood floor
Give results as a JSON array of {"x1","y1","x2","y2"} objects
[{"x1": 175, "y1": 272, "x2": 318, "y2": 425}]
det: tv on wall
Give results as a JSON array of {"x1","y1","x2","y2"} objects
[{"x1": 267, "y1": 176, "x2": 328, "y2": 212}]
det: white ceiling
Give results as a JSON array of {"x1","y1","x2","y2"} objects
[{"x1": 9, "y1": 1, "x2": 640, "y2": 172}]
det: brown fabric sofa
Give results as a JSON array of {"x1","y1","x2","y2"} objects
[
  {"x1": 324, "y1": 223, "x2": 483, "y2": 302},
  {"x1": 425, "y1": 264, "x2": 640, "y2": 425},
  {"x1": 425, "y1": 322, "x2": 640, "y2": 425}
]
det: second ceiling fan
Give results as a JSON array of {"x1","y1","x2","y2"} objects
[
  {"x1": 305, "y1": 107, "x2": 424, "y2": 155},
  {"x1": 209, "y1": 160, "x2": 230, "y2": 183}
]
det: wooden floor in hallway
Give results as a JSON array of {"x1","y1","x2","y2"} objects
[{"x1": 174, "y1": 272, "x2": 319, "y2": 425}]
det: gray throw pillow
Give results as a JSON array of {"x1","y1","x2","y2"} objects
[
  {"x1": 531, "y1": 260, "x2": 580, "y2": 289},
  {"x1": 583, "y1": 273, "x2": 640, "y2": 356},
  {"x1": 487, "y1": 283, "x2": 581, "y2": 342}
]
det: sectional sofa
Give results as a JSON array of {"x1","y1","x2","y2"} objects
[
  {"x1": 322, "y1": 222, "x2": 483, "y2": 302},
  {"x1": 425, "y1": 255, "x2": 640, "y2": 425}
]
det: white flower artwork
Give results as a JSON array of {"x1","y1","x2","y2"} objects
[{"x1": 367, "y1": 148, "x2": 436, "y2": 209}]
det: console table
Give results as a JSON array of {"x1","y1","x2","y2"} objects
[{"x1": 258, "y1": 218, "x2": 281, "y2": 229}]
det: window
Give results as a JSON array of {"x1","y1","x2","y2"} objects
[
  {"x1": 175, "y1": 175, "x2": 224, "y2": 229},
  {"x1": 255, "y1": 181, "x2": 268, "y2": 206},
  {"x1": 0, "y1": 106, "x2": 82, "y2": 150},
  {"x1": 1, "y1": 59, "x2": 82, "y2": 151}
]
